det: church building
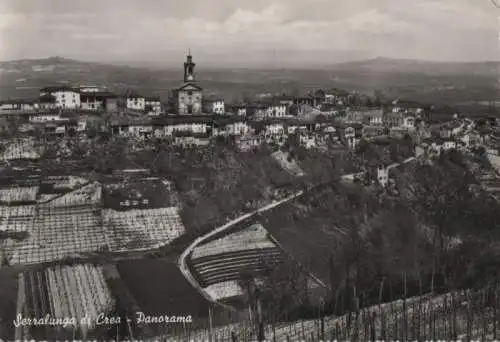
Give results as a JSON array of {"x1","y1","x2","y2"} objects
[{"x1": 174, "y1": 51, "x2": 203, "y2": 115}]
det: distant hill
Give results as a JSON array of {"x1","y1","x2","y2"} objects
[
  {"x1": 331, "y1": 57, "x2": 500, "y2": 76},
  {"x1": 0, "y1": 56, "x2": 498, "y2": 106}
]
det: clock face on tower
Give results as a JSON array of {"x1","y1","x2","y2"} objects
[{"x1": 187, "y1": 74, "x2": 194, "y2": 81}]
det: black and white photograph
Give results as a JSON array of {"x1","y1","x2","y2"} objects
[{"x1": 0, "y1": 0, "x2": 499, "y2": 340}]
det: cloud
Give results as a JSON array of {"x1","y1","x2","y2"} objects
[
  {"x1": 71, "y1": 33, "x2": 121, "y2": 40},
  {"x1": 0, "y1": 0, "x2": 497, "y2": 63}
]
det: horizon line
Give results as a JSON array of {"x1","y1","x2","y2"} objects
[{"x1": 2, "y1": 55, "x2": 500, "y2": 66}]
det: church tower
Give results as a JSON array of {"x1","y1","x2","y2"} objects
[
  {"x1": 176, "y1": 50, "x2": 203, "y2": 115},
  {"x1": 184, "y1": 49, "x2": 196, "y2": 82}
]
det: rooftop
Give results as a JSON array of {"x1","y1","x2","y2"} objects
[{"x1": 40, "y1": 86, "x2": 79, "y2": 93}]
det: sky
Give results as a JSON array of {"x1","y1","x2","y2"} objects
[{"x1": 0, "y1": 0, "x2": 498, "y2": 67}]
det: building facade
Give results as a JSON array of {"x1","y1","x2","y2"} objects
[
  {"x1": 203, "y1": 98, "x2": 225, "y2": 114},
  {"x1": 176, "y1": 52, "x2": 203, "y2": 115},
  {"x1": 0, "y1": 100, "x2": 39, "y2": 111},
  {"x1": 126, "y1": 92, "x2": 145, "y2": 111},
  {"x1": 145, "y1": 97, "x2": 161, "y2": 114},
  {"x1": 40, "y1": 86, "x2": 81, "y2": 109},
  {"x1": 264, "y1": 103, "x2": 287, "y2": 118}
]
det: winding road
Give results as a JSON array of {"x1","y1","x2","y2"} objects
[
  {"x1": 177, "y1": 155, "x2": 417, "y2": 303},
  {"x1": 177, "y1": 190, "x2": 304, "y2": 303}
]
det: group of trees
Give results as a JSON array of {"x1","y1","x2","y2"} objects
[{"x1": 237, "y1": 149, "x2": 500, "y2": 325}]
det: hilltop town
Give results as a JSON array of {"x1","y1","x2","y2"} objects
[{"x1": 1, "y1": 53, "x2": 500, "y2": 341}]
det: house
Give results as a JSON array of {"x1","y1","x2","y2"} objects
[
  {"x1": 377, "y1": 165, "x2": 389, "y2": 187},
  {"x1": 293, "y1": 96, "x2": 315, "y2": 107},
  {"x1": 419, "y1": 138, "x2": 445, "y2": 157},
  {"x1": 226, "y1": 121, "x2": 250, "y2": 136},
  {"x1": 287, "y1": 122, "x2": 308, "y2": 134},
  {"x1": 339, "y1": 123, "x2": 363, "y2": 149},
  {"x1": 246, "y1": 104, "x2": 267, "y2": 119},
  {"x1": 77, "y1": 119, "x2": 87, "y2": 132},
  {"x1": 125, "y1": 91, "x2": 145, "y2": 111},
  {"x1": 363, "y1": 109, "x2": 384, "y2": 126},
  {"x1": 150, "y1": 116, "x2": 213, "y2": 137},
  {"x1": 323, "y1": 126, "x2": 337, "y2": 134},
  {"x1": 129, "y1": 124, "x2": 153, "y2": 138},
  {"x1": 260, "y1": 101, "x2": 287, "y2": 118},
  {"x1": 440, "y1": 120, "x2": 463, "y2": 138},
  {"x1": 80, "y1": 92, "x2": 103, "y2": 111},
  {"x1": 403, "y1": 116, "x2": 415, "y2": 130},
  {"x1": 228, "y1": 103, "x2": 247, "y2": 116},
  {"x1": 29, "y1": 112, "x2": 66, "y2": 123},
  {"x1": 345, "y1": 109, "x2": 365, "y2": 124},
  {"x1": 145, "y1": 96, "x2": 161, "y2": 114},
  {"x1": 299, "y1": 134, "x2": 317, "y2": 149},
  {"x1": 235, "y1": 134, "x2": 262, "y2": 151},
  {"x1": 80, "y1": 91, "x2": 118, "y2": 111},
  {"x1": 442, "y1": 139, "x2": 456, "y2": 151},
  {"x1": 459, "y1": 131, "x2": 480, "y2": 148},
  {"x1": 264, "y1": 122, "x2": 286, "y2": 136},
  {"x1": 362, "y1": 126, "x2": 386, "y2": 138},
  {"x1": 40, "y1": 86, "x2": 81, "y2": 109},
  {"x1": 173, "y1": 135, "x2": 210, "y2": 147},
  {"x1": 39, "y1": 95, "x2": 57, "y2": 109},
  {"x1": 324, "y1": 94, "x2": 336, "y2": 104},
  {"x1": 203, "y1": 97, "x2": 225, "y2": 115},
  {"x1": 383, "y1": 112, "x2": 404, "y2": 128},
  {"x1": 0, "y1": 99, "x2": 39, "y2": 111},
  {"x1": 389, "y1": 127, "x2": 408, "y2": 139}
]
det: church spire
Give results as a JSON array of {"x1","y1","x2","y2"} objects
[{"x1": 184, "y1": 50, "x2": 195, "y2": 82}]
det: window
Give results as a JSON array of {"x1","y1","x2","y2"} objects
[{"x1": 187, "y1": 91, "x2": 193, "y2": 96}]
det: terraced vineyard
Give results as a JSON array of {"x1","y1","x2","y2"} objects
[
  {"x1": 189, "y1": 224, "x2": 283, "y2": 296},
  {"x1": 16, "y1": 264, "x2": 115, "y2": 340},
  {"x1": 161, "y1": 288, "x2": 500, "y2": 341}
]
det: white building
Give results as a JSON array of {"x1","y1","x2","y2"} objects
[
  {"x1": 299, "y1": 135, "x2": 317, "y2": 149},
  {"x1": 164, "y1": 123, "x2": 208, "y2": 136},
  {"x1": 126, "y1": 92, "x2": 146, "y2": 111},
  {"x1": 230, "y1": 105, "x2": 247, "y2": 116},
  {"x1": 0, "y1": 99, "x2": 39, "y2": 111},
  {"x1": 403, "y1": 116, "x2": 415, "y2": 130},
  {"x1": 442, "y1": 140, "x2": 456, "y2": 150},
  {"x1": 265, "y1": 103, "x2": 287, "y2": 118},
  {"x1": 40, "y1": 86, "x2": 81, "y2": 109},
  {"x1": 226, "y1": 121, "x2": 250, "y2": 135},
  {"x1": 29, "y1": 113, "x2": 66, "y2": 123},
  {"x1": 145, "y1": 97, "x2": 161, "y2": 114},
  {"x1": 265, "y1": 123, "x2": 285, "y2": 136},
  {"x1": 128, "y1": 124, "x2": 153, "y2": 137},
  {"x1": 344, "y1": 126, "x2": 357, "y2": 148},
  {"x1": 324, "y1": 94, "x2": 336, "y2": 104},
  {"x1": 377, "y1": 166, "x2": 389, "y2": 187},
  {"x1": 204, "y1": 98, "x2": 225, "y2": 115},
  {"x1": 77, "y1": 119, "x2": 87, "y2": 132}
]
